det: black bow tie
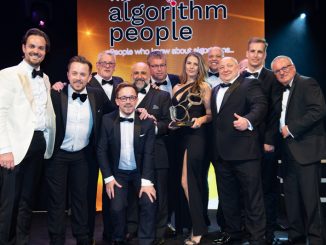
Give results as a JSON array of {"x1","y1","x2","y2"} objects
[
  {"x1": 220, "y1": 83, "x2": 231, "y2": 88},
  {"x1": 208, "y1": 71, "x2": 219, "y2": 78},
  {"x1": 155, "y1": 80, "x2": 167, "y2": 86},
  {"x1": 72, "y1": 92, "x2": 87, "y2": 102},
  {"x1": 243, "y1": 71, "x2": 259, "y2": 78},
  {"x1": 138, "y1": 88, "x2": 146, "y2": 94},
  {"x1": 119, "y1": 117, "x2": 134, "y2": 123},
  {"x1": 283, "y1": 85, "x2": 291, "y2": 92},
  {"x1": 32, "y1": 69, "x2": 43, "y2": 78},
  {"x1": 102, "y1": 79, "x2": 113, "y2": 86}
]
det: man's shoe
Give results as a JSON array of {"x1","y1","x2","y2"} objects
[
  {"x1": 153, "y1": 237, "x2": 165, "y2": 245},
  {"x1": 212, "y1": 232, "x2": 231, "y2": 244},
  {"x1": 165, "y1": 223, "x2": 176, "y2": 238}
]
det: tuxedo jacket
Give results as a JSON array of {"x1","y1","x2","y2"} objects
[
  {"x1": 97, "y1": 110, "x2": 155, "y2": 182},
  {"x1": 0, "y1": 61, "x2": 56, "y2": 165},
  {"x1": 273, "y1": 74, "x2": 326, "y2": 164},
  {"x1": 211, "y1": 76, "x2": 267, "y2": 161},
  {"x1": 88, "y1": 75, "x2": 123, "y2": 106},
  {"x1": 137, "y1": 87, "x2": 171, "y2": 168},
  {"x1": 50, "y1": 86, "x2": 115, "y2": 154},
  {"x1": 168, "y1": 73, "x2": 180, "y2": 88}
]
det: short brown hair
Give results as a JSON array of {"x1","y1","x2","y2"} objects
[
  {"x1": 22, "y1": 28, "x2": 51, "y2": 52},
  {"x1": 115, "y1": 82, "x2": 138, "y2": 97},
  {"x1": 67, "y1": 56, "x2": 92, "y2": 74},
  {"x1": 247, "y1": 37, "x2": 268, "y2": 51}
]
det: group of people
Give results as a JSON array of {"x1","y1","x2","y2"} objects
[{"x1": 0, "y1": 28, "x2": 325, "y2": 245}]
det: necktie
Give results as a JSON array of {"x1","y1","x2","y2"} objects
[
  {"x1": 283, "y1": 85, "x2": 291, "y2": 92},
  {"x1": 102, "y1": 79, "x2": 113, "y2": 85},
  {"x1": 72, "y1": 92, "x2": 87, "y2": 102},
  {"x1": 208, "y1": 71, "x2": 219, "y2": 78},
  {"x1": 119, "y1": 117, "x2": 134, "y2": 123},
  {"x1": 243, "y1": 71, "x2": 259, "y2": 78},
  {"x1": 32, "y1": 69, "x2": 43, "y2": 78},
  {"x1": 220, "y1": 83, "x2": 231, "y2": 88},
  {"x1": 155, "y1": 80, "x2": 167, "y2": 86},
  {"x1": 138, "y1": 88, "x2": 146, "y2": 94}
]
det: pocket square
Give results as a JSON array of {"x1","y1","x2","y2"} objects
[
  {"x1": 139, "y1": 134, "x2": 146, "y2": 137},
  {"x1": 153, "y1": 105, "x2": 159, "y2": 109}
]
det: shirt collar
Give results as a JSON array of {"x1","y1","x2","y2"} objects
[{"x1": 119, "y1": 111, "x2": 135, "y2": 119}]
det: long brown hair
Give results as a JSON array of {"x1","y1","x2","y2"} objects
[{"x1": 180, "y1": 52, "x2": 207, "y2": 97}]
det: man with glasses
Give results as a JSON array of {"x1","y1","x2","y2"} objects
[
  {"x1": 271, "y1": 55, "x2": 326, "y2": 245},
  {"x1": 97, "y1": 83, "x2": 156, "y2": 245}
]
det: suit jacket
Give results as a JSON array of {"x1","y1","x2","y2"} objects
[
  {"x1": 97, "y1": 110, "x2": 155, "y2": 182},
  {"x1": 0, "y1": 61, "x2": 56, "y2": 165},
  {"x1": 273, "y1": 74, "x2": 326, "y2": 164},
  {"x1": 137, "y1": 87, "x2": 171, "y2": 168},
  {"x1": 50, "y1": 86, "x2": 114, "y2": 154},
  {"x1": 88, "y1": 75, "x2": 123, "y2": 106},
  {"x1": 211, "y1": 76, "x2": 267, "y2": 161},
  {"x1": 168, "y1": 73, "x2": 180, "y2": 88}
]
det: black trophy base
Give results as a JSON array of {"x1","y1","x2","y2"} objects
[{"x1": 170, "y1": 121, "x2": 194, "y2": 127}]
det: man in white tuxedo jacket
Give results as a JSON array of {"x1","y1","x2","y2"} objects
[{"x1": 0, "y1": 28, "x2": 55, "y2": 245}]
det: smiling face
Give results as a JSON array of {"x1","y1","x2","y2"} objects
[
  {"x1": 207, "y1": 47, "x2": 223, "y2": 73},
  {"x1": 96, "y1": 53, "x2": 116, "y2": 80},
  {"x1": 271, "y1": 57, "x2": 296, "y2": 86},
  {"x1": 22, "y1": 35, "x2": 47, "y2": 67},
  {"x1": 131, "y1": 62, "x2": 151, "y2": 90},
  {"x1": 116, "y1": 86, "x2": 138, "y2": 115},
  {"x1": 218, "y1": 57, "x2": 239, "y2": 83},
  {"x1": 67, "y1": 62, "x2": 91, "y2": 92},
  {"x1": 246, "y1": 42, "x2": 266, "y2": 71},
  {"x1": 185, "y1": 55, "x2": 199, "y2": 80},
  {"x1": 148, "y1": 57, "x2": 167, "y2": 82}
]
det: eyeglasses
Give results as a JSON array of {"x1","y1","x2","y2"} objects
[
  {"x1": 117, "y1": 96, "x2": 137, "y2": 102},
  {"x1": 149, "y1": 64, "x2": 166, "y2": 69},
  {"x1": 273, "y1": 64, "x2": 293, "y2": 75},
  {"x1": 98, "y1": 61, "x2": 115, "y2": 67}
]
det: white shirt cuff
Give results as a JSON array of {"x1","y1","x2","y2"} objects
[
  {"x1": 155, "y1": 125, "x2": 158, "y2": 135},
  {"x1": 0, "y1": 147, "x2": 12, "y2": 155},
  {"x1": 246, "y1": 119, "x2": 253, "y2": 131},
  {"x1": 287, "y1": 127, "x2": 294, "y2": 138},
  {"x1": 141, "y1": 178, "x2": 154, "y2": 186},
  {"x1": 104, "y1": 176, "x2": 115, "y2": 184}
]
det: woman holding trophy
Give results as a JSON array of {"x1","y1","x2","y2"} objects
[{"x1": 170, "y1": 52, "x2": 212, "y2": 245}]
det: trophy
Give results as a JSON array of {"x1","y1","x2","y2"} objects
[{"x1": 169, "y1": 105, "x2": 194, "y2": 127}]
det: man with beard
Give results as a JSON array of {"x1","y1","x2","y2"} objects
[{"x1": 0, "y1": 28, "x2": 56, "y2": 245}]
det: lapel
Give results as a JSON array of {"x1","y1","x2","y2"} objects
[
  {"x1": 285, "y1": 74, "x2": 298, "y2": 113},
  {"x1": 220, "y1": 78, "x2": 241, "y2": 111},
  {"x1": 133, "y1": 114, "x2": 141, "y2": 158},
  {"x1": 137, "y1": 86, "x2": 155, "y2": 109},
  {"x1": 17, "y1": 73, "x2": 34, "y2": 110},
  {"x1": 60, "y1": 87, "x2": 69, "y2": 132},
  {"x1": 87, "y1": 87, "x2": 97, "y2": 127},
  {"x1": 113, "y1": 112, "x2": 121, "y2": 159},
  {"x1": 212, "y1": 85, "x2": 220, "y2": 116}
]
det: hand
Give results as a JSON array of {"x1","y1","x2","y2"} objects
[
  {"x1": 281, "y1": 125, "x2": 290, "y2": 138},
  {"x1": 233, "y1": 113, "x2": 249, "y2": 131},
  {"x1": 105, "y1": 179, "x2": 122, "y2": 199},
  {"x1": 137, "y1": 108, "x2": 150, "y2": 120},
  {"x1": 150, "y1": 83, "x2": 160, "y2": 90},
  {"x1": 0, "y1": 152, "x2": 15, "y2": 169},
  {"x1": 191, "y1": 117, "x2": 202, "y2": 129},
  {"x1": 264, "y1": 144, "x2": 275, "y2": 153},
  {"x1": 52, "y1": 81, "x2": 66, "y2": 91},
  {"x1": 139, "y1": 185, "x2": 156, "y2": 203}
]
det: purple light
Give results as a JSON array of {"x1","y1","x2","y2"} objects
[{"x1": 39, "y1": 20, "x2": 45, "y2": 27}]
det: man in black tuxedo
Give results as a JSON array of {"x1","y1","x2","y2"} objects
[
  {"x1": 211, "y1": 57, "x2": 267, "y2": 245},
  {"x1": 271, "y1": 55, "x2": 326, "y2": 245},
  {"x1": 205, "y1": 46, "x2": 224, "y2": 88},
  {"x1": 46, "y1": 56, "x2": 114, "y2": 245},
  {"x1": 242, "y1": 37, "x2": 282, "y2": 244},
  {"x1": 97, "y1": 83, "x2": 156, "y2": 245}
]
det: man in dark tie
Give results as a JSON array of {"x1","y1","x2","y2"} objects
[
  {"x1": 0, "y1": 28, "x2": 56, "y2": 245},
  {"x1": 97, "y1": 83, "x2": 156, "y2": 245},
  {"x1": 46, "y1": 56, "x2": 114, "y2": 245},
  {"x1": 211, "y1": 57, "x2": 267, "y2": 245},
  {"x1": 271, "y1": 55, "x2": 326, "y2": 245}
]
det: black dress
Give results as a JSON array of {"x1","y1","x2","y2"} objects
[{"x1": 172, "y1": 83, "x2": 208, "y2": 236}]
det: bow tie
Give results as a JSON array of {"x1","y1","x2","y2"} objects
[
  {"x1": 220, "y1": 83, "x2": 231, "y2": 88},
  {"x1": 72, "y1": 92, "x2": 88, "y2": 102},
  {"x1": 283, "y1": 85, "x2": 291, "y2": 92},
  {"x1": 119, "y1": 117, "x2": 134, "y2": 123},
  {"x1": 102, "y1": 79, "x2": 113, "y2": 86},
  {"x1": 155, "y1": 80, "x2": 167, "y2": 86},
  {"x1": 32, "y1": 69, "x2": 43, "y2": 78},
  {"x1": 243, "y1": 71, "x2": 259, "y2": 78},
  {"x1": 208, "y1": 71, "x2": 219, "y2": 78},
  {"x1": 138, "y1": 88, "x2": 146, "y2": 94}
]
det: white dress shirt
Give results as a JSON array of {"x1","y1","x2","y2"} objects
[
  {"x1": 60, "y1": 85, "x2": 93, "y2": 152},
  {"x1": 94, "y1": 74, "x2": 114, "y2": 99},
  {"x1": 206, "y1": 69, "x2": 222, "y2": 88},
  {"x1": 280, "y1": 80, "x2": 294, "y2": 137},
  {"x1": 151, "y1": 75, "x2": 173, "y2": 97},
  {"x1": 136, "y1": 84, "x2": 150, "y2": 107}
]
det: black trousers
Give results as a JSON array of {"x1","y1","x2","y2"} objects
[
  {"x1": 215, "y1": 158, "x2": 266, "y2": 243},
  {"x1": 0, "y1": 131, "x2": 45, "y2": 245},
  {"x1": 110, "y1": 171, "x2": 156, "y2": 245},
  {"x1": 46, "y1": 149, "x2": 89, "y2": 245}
]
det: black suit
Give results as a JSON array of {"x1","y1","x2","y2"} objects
[
  {"x1": 97, "y1": 111, "x2": 156, "y2": 245},
  {"x1": 211, "y1": 76, "x2": 267, "y2": 243},
  {"x1": 273, "y1": 74, "x2": 326, "y2": 244},
  {"x1": 46, "y1": 86, "x2": 112, "y2": 245},
  {"x1": 167, "y1": 73, "x2": 179, "y2": 88},
  {"x1": 87, "y1": 74, "x2": 123, "y2": 240}
]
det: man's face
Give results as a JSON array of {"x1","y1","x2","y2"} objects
[
  {"x1": 207, "y1": 48, "x2": 223, "y2": 72},
  {"x1": 246, "y1": 42, "x2": 266, "y2": 70},
  {"x1": 96, "y1": 54, "x2": 116, "y2": 80},
  {"x1": 218, "y1": 58, "x2": 239, "y2": 83},
  {"x1": 67, "y1": 62, "x2": 91, "y2": 92},
  {"x1": 131, "y1": 63, "x2": 151, "y2": 90},
  {"x1": 116, "y1": 87, "x2": 138, "y2": 115},
  {"x1": 272, "y1": 58, "x2": 296, "y2": 86},
  {"x1": 148, "y1": 57, "x2": 167, "y2": 82},
  {"x1": 22, "y1": 35, "x2": 47, "y2": 67}
]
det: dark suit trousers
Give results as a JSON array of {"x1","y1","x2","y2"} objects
[
  {"x1": 0, "y1": 131, "x2": 45, "y2": 245},
  {"x1": 215, "y1": 158, "x2": 266, "y2": 242},
  {"x1": 46, "y1": 149, "x2": 89, "y2": 245},
  {"x1": 282, "y1": 146, "x2": 325, "y2": 245},
  {"x1": 110, "y1": 171, "x2": 156, "y2": 245}
]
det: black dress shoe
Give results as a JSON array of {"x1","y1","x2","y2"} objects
[
  {"x1": 153, "y1": 238, "x2": 165, "y2": 245},
  {"x1": 165, "y1": 223, "x2": 176, "y2": 238},
  {"x1": 212, "y1": 232, "x2": 231, "y2": 244}
]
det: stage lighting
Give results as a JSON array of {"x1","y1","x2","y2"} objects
[{"x1": 300, "y1": 13, "x2": 306, "y2": 19}]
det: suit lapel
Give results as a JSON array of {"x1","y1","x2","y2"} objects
[
  {"x1": 134, "y1": 115, "x2": 141, "y2": 158},
  {"x1": 212, "y1": 85, "x2": 219, "y2": 116},
  {"x1": 61, "y1": 87, "x2": 69, "y2": 132},
  {"x1": 18, "y1": 73, "x2": 34, "y2": 110},
  {"x1": 137, "y1": 87, "x2": 155, "y2": 109},
  {"x1": 113, "y1": 112, "x2": 121, "y2": 159},
  {"x1": 87, "y1": 88, "x2": 97, "y2": 127},
  {"x1": 220, "y1": 78, "x2": 241, "y2": 111}
]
